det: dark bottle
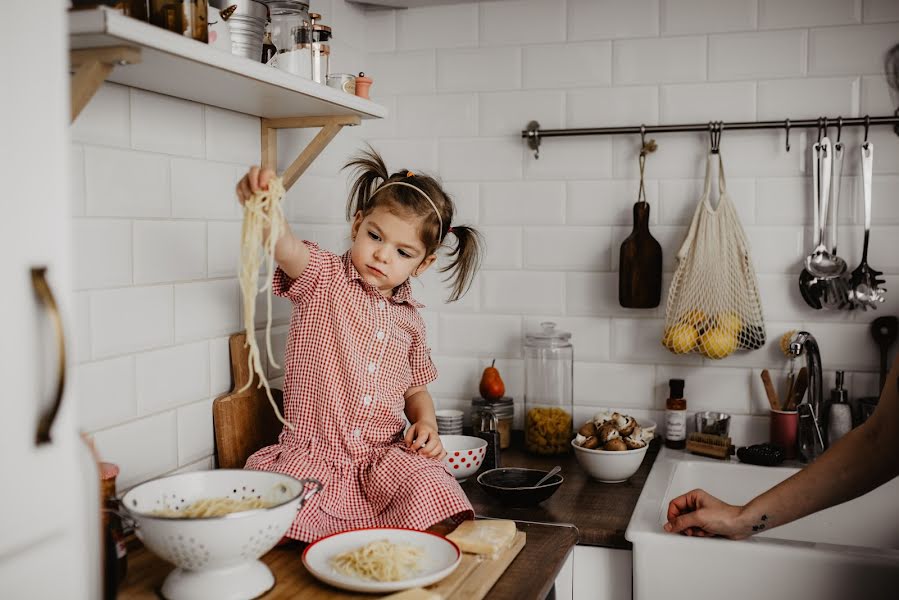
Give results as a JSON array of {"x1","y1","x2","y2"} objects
[
  {"x1": 665, "y1": 379, "x2": 687, "y2": 450},
  {"x1": 261, "y1": 28, "x2": 276, "y2": 64},
  {"x1": 473, "y1": 411, "x2": 501, "y2": 471},
  {"x1": 101, "y1": 462, "x2": 128, "y2": 599}
]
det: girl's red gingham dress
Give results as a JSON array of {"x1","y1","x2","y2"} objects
[{"x1": 245, "y1": 241, "x2": 473, "y2": 542}]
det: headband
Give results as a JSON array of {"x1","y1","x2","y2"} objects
[{"x1": 372, "y1": 180, "x2": 445, "y2": 240}]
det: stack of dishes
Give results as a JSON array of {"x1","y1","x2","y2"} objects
[{"x1": 435, "y1": 409, "x2": 463, "y2": 435}]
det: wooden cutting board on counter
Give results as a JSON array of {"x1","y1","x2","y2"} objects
[
  {"x1": 213, "y1": 332, "x2": 284, "y2": 469},
  {"x1": 267, "y1": 531, "x2": 526, "y2": 600}
]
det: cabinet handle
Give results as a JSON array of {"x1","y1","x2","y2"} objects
[{"x1": 31, "y1": 267, "x2": 67, "y2": 445}]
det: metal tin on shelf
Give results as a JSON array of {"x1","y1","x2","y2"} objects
[{"x1": 326, "y1": 73, "x2": 356, "y2": 94}]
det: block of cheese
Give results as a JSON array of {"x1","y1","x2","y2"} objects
[{"x1": 446, "y1": 519, "x2": 517, "y2": 559}]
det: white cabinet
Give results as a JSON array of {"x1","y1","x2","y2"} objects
[
  {"x1": 0, "y1": 1, "x2": 99, "y2": 597},
  {"x1": 570, "y1": 546, "x2": 633, "y2": 600}
]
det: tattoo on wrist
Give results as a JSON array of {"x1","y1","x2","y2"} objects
[{"x1": 751, "y1": 514, "x2": 769, "y2": 532}]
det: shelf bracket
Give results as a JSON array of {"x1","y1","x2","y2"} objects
[
  {"x1": 70, "y1": 46, "x2": 141, "y2": 123},
  {"x1": 260, "y1": 115, "x2": 361, "y2": 191}
]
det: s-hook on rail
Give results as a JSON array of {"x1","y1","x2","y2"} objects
[{"x1": 522, "y1": 114, "x2": 899, "y2": 159}]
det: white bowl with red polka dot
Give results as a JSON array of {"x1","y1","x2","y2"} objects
[{"x1": 440, "y1": 435, "x2": 488, "y2": 482}]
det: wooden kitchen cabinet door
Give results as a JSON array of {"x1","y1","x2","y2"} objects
[{"x1": 0, "y1": 1, "x2": 99, "y2": 598}]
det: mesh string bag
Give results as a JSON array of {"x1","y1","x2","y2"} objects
[{"x1": 662, "y1": 153, "x2": 766, "y2": 359}]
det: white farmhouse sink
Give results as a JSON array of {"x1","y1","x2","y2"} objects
[{"x1": 626, "y1": 447, "x2": 899, "y2": 600}]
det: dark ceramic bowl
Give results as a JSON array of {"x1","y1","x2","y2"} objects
[{"x1": 476, "y1": 467, "x2": 563, "y2": 507}]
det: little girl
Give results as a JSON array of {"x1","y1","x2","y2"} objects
[{"x1": 236, "y1": 148, "x2": 483, "y2": 542}]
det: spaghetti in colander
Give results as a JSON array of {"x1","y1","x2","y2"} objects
[
  {"x1": 331, "y1": 540, "x2": 424, "y2": 582},
  {"x1": 151, "y1": 496, "x2": 270, "y2": 518}
]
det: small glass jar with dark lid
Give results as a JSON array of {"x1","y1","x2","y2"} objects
[{"x1": 471, "y1": 396, "x2": 514, "y2": 449}]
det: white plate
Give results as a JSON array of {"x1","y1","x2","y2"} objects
[{"x1": 302, "y1": 528, "x2": 461, "y2": 593}]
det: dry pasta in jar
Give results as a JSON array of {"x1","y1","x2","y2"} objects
[{"x1": 525, "y1": 406, "x2": 573, "y2": 455}]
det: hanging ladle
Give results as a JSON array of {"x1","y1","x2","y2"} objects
[
  {"x1": 849, "y1": 140, "x2": 887, "y2": 309},
  {"x1": 805, "y1": 137, "x2": 847, "y2": 279}
]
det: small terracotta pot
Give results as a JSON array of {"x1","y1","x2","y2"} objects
[{"x1": 355, "y1": 72, "x2": 372, "y2": 99}]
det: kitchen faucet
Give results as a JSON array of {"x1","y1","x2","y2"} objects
[{"x1": 788, "y1": 331, "x2": 826, "y2": 462}]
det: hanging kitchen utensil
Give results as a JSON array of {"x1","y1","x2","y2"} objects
[
  {"x1": 806, "y1": 137, "x2": 848, "y2": 279},
  {"x1": 849, "y1": 141, "x2": 887, "y2": 310},
  {"x1": 798, "y1": 132, "x2": 832, "y2": 310},
  {"x1": 619, "y1": 127, "x2": 662, "y2": 308},
  {"x1": 871, "y1": 316, "x2": 898, "y2": 393},
  {"x1": 662, "y1": 125, "x2": 766, "y2": 359},
  {"x1": 820, "y1": 139, "x2": 850, "y2": 309}
]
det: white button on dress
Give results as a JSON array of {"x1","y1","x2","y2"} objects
[
  {"x1": 376, "y1": 330, "x2": 385, "y2": 340},
  {"x1": 363, "y1": 395, "x2": 372, "y2": 406},
  {"x1": 353, "y1": 428, "x2": 361, "y2": 438},
  {"x1": 368, "y1": 362, "x2": 377, "y2": 373},
  {"x1": 378, "y1": 300, "x2": 386, "y2": 310}
]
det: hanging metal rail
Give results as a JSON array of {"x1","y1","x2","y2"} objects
[{"x1": 522, "y1": 114, "x2": 899, "y2": 158}]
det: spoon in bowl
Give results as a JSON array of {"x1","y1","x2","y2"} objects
[{"x1": 534, "y1": 466, "x2": 561, "y2": 487}]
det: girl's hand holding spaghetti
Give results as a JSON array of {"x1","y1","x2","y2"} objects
[
  {"x1": 404, "y1": 422, "x2": 446, "y2": 460},
  {"x1": 236, "y1": 166, "x2": 277, "y2": 205}
]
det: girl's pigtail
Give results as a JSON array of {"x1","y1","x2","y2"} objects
[
  {"x1": 440, "y1": 226, "x2": 484, "y2": 302},
  {"x1": 343, "y1": 145, "x2": 391, "y2": 220}
]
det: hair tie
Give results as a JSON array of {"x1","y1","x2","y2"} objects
[
  {"x1": 448, "y1": 227, "x2": 454, "y2": 234},
  {"x1": 406, "y1": 171, "x2": 415, "y2": 177}
]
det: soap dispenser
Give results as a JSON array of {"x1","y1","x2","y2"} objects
[{"x1": 827, "y1": 371, "x2": 852, "y2": 446}]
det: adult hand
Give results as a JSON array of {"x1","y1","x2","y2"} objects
[
  {"x1": 236, "y1": 166, "x2": 276, "y2": 205},
  {"x1": 404, "y1": 422, "x2": 447, "y2": 460},
  {"x1": 664, "y1": 488, "x2": 747, "y2": 539}
]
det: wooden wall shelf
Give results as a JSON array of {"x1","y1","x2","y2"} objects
[{"x1": 69, "y1": 7, "x2": 385, "y2": 189}]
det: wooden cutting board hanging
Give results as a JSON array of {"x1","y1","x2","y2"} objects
[
  {"x1": 619, "y1": 134, "x2": 662, "y2": 308},
  {"x1": 212, "y1": 332, "x2": 284, "y2": 469}
]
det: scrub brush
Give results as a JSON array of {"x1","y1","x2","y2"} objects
[
  {"x1": 780, "y1": 329, "x2": 798, "y2": 356},
  {"x1": 686, "y1": 433, "x2": 735, "y2": 460}
]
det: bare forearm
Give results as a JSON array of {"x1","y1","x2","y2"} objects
[
  {"x1": 737, "y1": 421, "x2": 895, "y2": 533},
  {"x1": 738, "y1": 369, "x2": 899, "y2": 535},
  {"x1": 270, "y1": 224, "x2": 309, "y2": 280},
  {"x1": 404, "y1": 389, "x2": 437, "y2": 428}
]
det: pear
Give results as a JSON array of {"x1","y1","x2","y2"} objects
[{"x1": 479, "y1": 359, "x2": 505, "y2": 401}]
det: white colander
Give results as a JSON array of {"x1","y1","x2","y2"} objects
[{"x1": 121, "y1": 469, "x2": 321, "y2": 600}]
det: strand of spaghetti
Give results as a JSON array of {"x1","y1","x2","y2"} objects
[{"x1": 239, "y1": 176, "x2": 293, "y2": 431}]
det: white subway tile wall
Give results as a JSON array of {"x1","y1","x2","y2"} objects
[{"x1": 71, "y1": 1, "x2": 899, "y2": 488}]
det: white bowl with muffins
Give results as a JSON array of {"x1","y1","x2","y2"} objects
[{"x1": 572, "y1": 411, "x2": 652, "y2": 483}]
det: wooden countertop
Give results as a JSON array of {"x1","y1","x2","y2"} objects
[
  {"x1": 118, "y1": 520, "x2": 576, "y2": 600},
  {"x1": 461, "y1": 435, "x2": 661, "y2": 549}
]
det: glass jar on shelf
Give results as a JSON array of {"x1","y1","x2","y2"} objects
[
  {"x1": 308, "y1": 15, "x2": 331, "y2": 84},
  {"x1": 267, "y1": 0, "x2": 310, "y2": 54},
  {"x1": 524, "y1": 322, "x2": 573, "y2": 456}
]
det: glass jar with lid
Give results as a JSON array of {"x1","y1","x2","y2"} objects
[
  {"x1": 471, "y1": 396, "x2": 514, "y2": 450},
  {"x1": 524, "y1": 322, "x2": 573, "y2": 455},
  {"x1": 266, "y1": 0, "x2": 310, "y2": 54}
]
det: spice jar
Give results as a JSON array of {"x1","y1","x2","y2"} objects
[
  {"x1": 100, "y1": 462, "x2": 127, "y2": 599},
  {"x1": 524, "y1": 322, "x2": 574, "y2": 456},
  {"x1": 471, "y1": 396, "x2": 514, "y2": 450}
]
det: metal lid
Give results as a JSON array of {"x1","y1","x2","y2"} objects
[
  {"x1": 471, "y1": 396, "x2": 514, "y2": 417},
  {"x1": 524, "y1": 321, "x2": 571, "y2": 345},
  {"x1": 260, "y1": 0, "x2": 309, "y2": 9}
]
